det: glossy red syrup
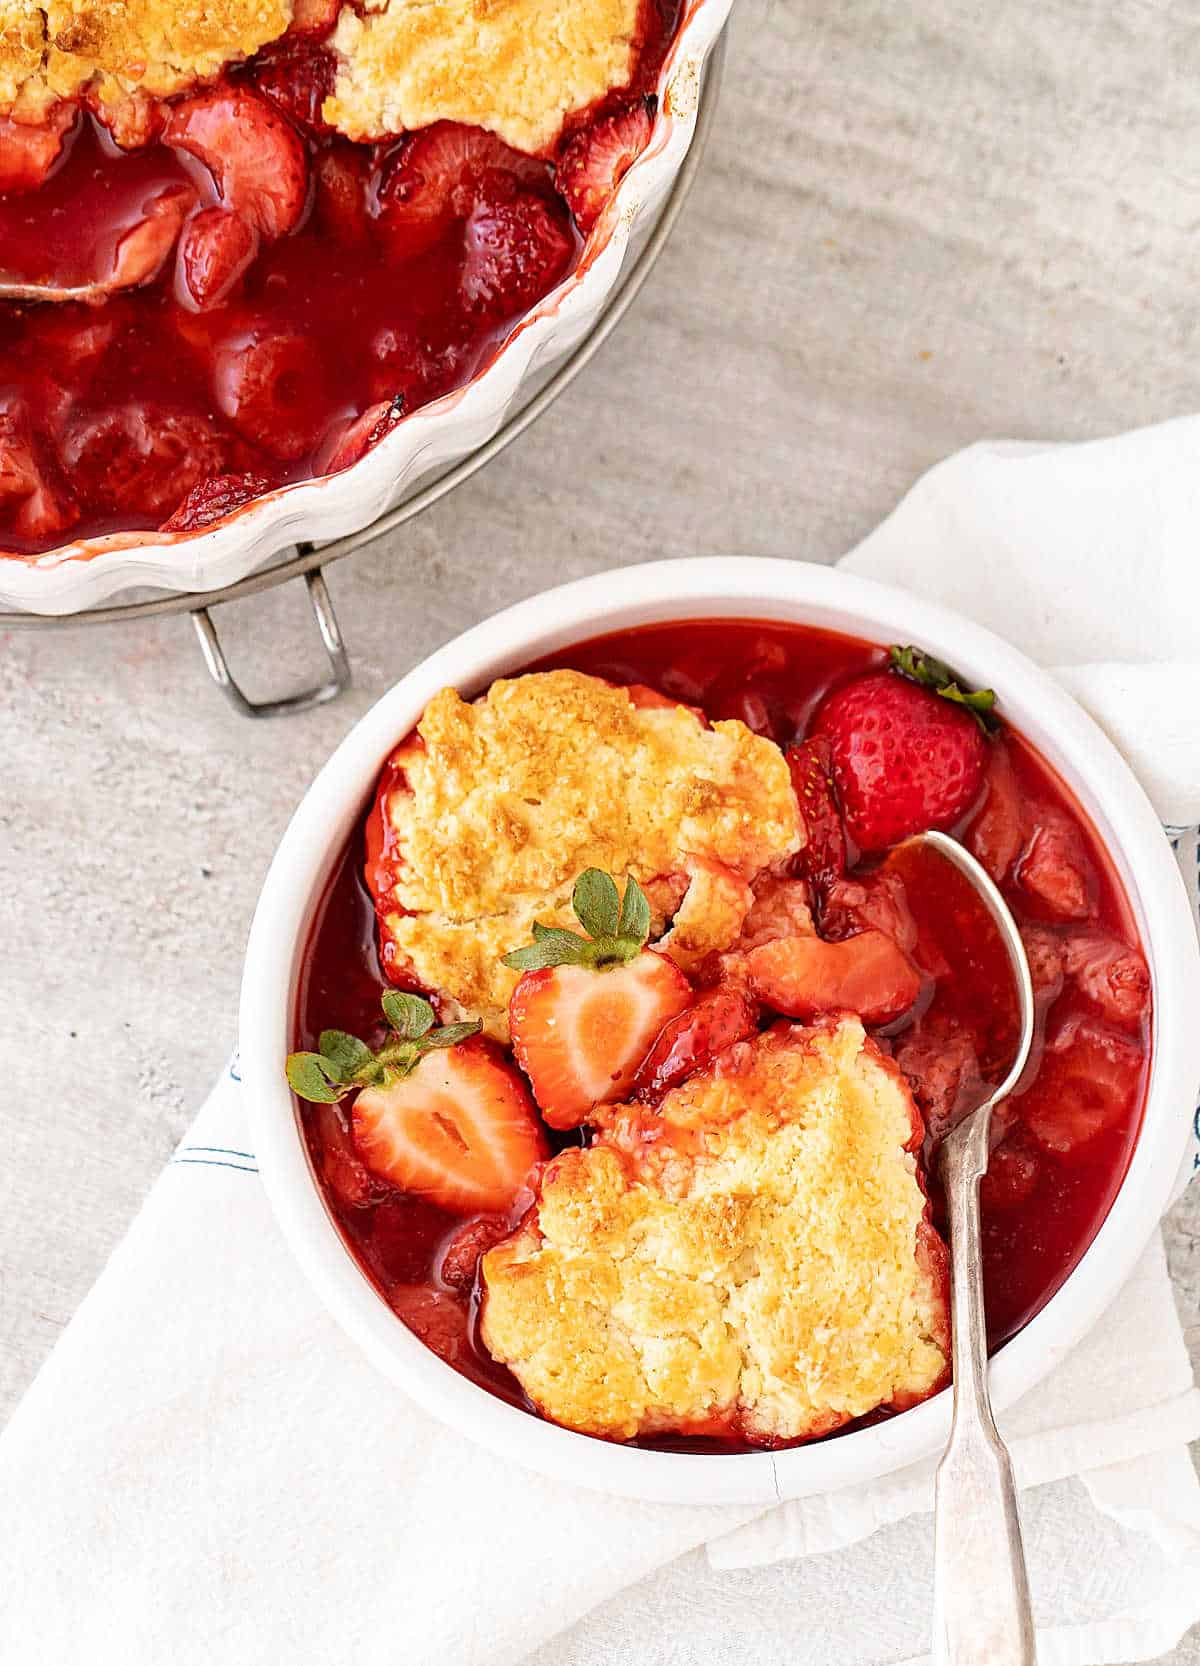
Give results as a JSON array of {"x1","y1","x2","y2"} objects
[
  {"x1": 295, "y1": 618, "x2": 1151, "y2": 1449},
  {"x1": 0, "y1": 0, "x2": 679, "y2": 554}
]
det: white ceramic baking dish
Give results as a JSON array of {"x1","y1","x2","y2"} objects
[
  {"x1": 0, "y1": 0, "x2": 732, "y2": 617},
  {"x1": 239, "y1": 556, "x2": 1200, "y2": 1504}
]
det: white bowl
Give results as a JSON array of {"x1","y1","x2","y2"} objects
[
  {"x1": 240, "y1": 556, "x2": 1200, "y2": 1505},
  {"x1": 0, "y1": 0, "x2": 731, "y2": 617}
]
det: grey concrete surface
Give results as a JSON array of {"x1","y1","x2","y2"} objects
[{"x1": 1, "y1": 0, "x2": 1198, "y2": 1660}]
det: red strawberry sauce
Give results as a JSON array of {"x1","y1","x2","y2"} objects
[
  {"x1": 0, "y1": 1, "x2": 679, "y2": 555},
  {"x1": 295, "y1": 619, "x2": 1151, "y2": 1450}
]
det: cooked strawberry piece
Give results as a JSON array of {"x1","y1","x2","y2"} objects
[
  {"x1": 0, "y1": 398, "x2": 78, "y2": 539},
  {"x1": 250, "y1": 36, "x2": 336, "y2": 135},
  {"x1": 212, "y1": 327, "x2": 330, "y2": 460},
  {"x1": 632, "y1": 986, "x2": 758, "y2": 1102},
  {"x1": 389, "y1": 1285, "x2": 470, "y2": 1367},
  {"x1": 161, "y1": 470, "x2": 275, "y2": 532},
  {"x1": 164, "y1": 85, "x2": 308, "y2": 239},
  {"x1": 822, "y1": 866, "x2": 917, "y2": 954},
  {"x1": 439, "y1": 1215, "x2": 510, "y2": 1293},
  {"x1": 811, "y1": 665, "x2": 989, "y2": 853},
  {"x1": 316, "y1": 397, "x2": 405, "y2": 473},
  {"x1": 1020, "y1": 924, "x2": 1149, "y2": 1026},
  {"x1": 787, "y1": 737, "x2": 847, "y2": 892},
  {"x1": 289, "y1": 0, "x2": 341, "y2": 30},
  {"x1": 893, "y1": 1014, "x2": 983, "y2": 1140},
  {"x1": 1060, "y1": 930, "x2": 1150, "y2": 1025},
  {"x1": 734, "y1": 876, "x2": 816, "y2": 950},
  {"x1": 374, "y1": 121, "x2": 549, "y2": 261},
  {"x1": 177, "y1": 207, "x2": 259, "y2": 310},
  {"x1": 84, "y1": 87, "x2": 163, "y2": 150},
  {"x1": 312, "y1": 1101, "x2": 380, "y2": 1208},
  {"x1": 314, "y1": 144, "x2": 371, "y2": 243},
  {"x1": 1019, "y1": 924, "x2": 1067, "y2": 1006},
  {"x1": 1016, "y1": 807, "x2": 1095, "y2": 920},
  {"x1": 0, "y1": 103, "x2": 77, "y2": 192},
  {"x1": 1015, "y1": 1017, "x2": 1144, "y2": 1154},
  {"x1": 57, "y1": 404, "x2": 229, "y2": 518},
  {"x1": 460, "y1": 187, "x2": 573, "y2": 315},
  {"x1": 981, "y1": 1134, "x2": 1041, "y2": 1210},
  {"x1": 734, "y1": 930, "x2": 922, "y2": 1026},
  {"x1": 555, "y1": 97, "x2": 654, "y2": 230},
  {"x1": 510, "y1": 951, "x2": 692, "y2": 1129},
  {"x1": 353, "y1": 1035, "x2": 546, "y2": 1215},
  {"x1": 967, "y1": 740, "x2": 1023, "y2": 882}
]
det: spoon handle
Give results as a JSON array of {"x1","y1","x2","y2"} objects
[{"x1": 933, "y1": 1112, "x2": 1037, "y2": 1666}]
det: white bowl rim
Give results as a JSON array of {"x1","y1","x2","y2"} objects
[{"x1": 240, "y1": 555, "x2": 1200, "y2": 1506}]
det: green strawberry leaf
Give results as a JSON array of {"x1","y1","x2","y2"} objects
[
  {"x1": 286, "y1": 1052, "x2": 346, "y2": 1104},
  {"x1": 287, "y1": 994, "x2": 480, "y2": 1102},
  {"x1": 889, "y1": 644, "x2": 998, "y2": 733},
  {"x1": 502, "y1": 870, "x2": 653, "y2": 972},
  {"x1": 317, "y1": 1029, "x2": 375, "y2": 1082},
  {"x1": 572, "y1": 868, "x2": 622, "y2": 940},
  {"x1": 380, "y1": 990, "x2": 436, "y2": 1041}
]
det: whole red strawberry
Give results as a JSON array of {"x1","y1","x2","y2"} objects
[{"x1": 811, "y1": 647, "x2": 996, "y2": 853}]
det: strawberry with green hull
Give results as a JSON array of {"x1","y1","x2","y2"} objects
[
  {"x1": 287, "y1": 990, "x2": 546, "y2": 1216},
  {"x1": 505, "y1": 869, "x2": 692, "y2": 1129}
]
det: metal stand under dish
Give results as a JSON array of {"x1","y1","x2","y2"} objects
[{"x1": 2, "y1": 43, "x2": 723, "y2": 718}]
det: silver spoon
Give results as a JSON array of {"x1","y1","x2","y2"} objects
[{"x1": 902, "y1": 830, "x2": 1037, "y2": 1666}]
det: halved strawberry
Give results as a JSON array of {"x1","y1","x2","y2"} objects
[
  {"x1": 460, "y1": 186, "x2": 573, "y2": 316},
  {"x1": 439, "y1": 1215, "x2": 510, "y2": 1292},
  {"x1": 505, "y1": 869, "x2": 692, "y2": 1128},
  {"x1": 164, "y1": 85, "x2": 308, "y2": 239},
  {"x1": 733, "y1": 929, "x2": 922, "y2": 1026},
  {"x1": 555, "y1": 97, "x2": 654, "y2": 231},
  {"x1": 786, "y1": 737, "x2": 846, "y2": 892},
  {"x1": 353, "y1": 1037, "x2": 545, "y2": 1214},
  {"x1": 374, "y1": 121, "x2": 549, "y2": 261},
  {"x1": 811, "y1": 647, "x2": 995, "y2": 854},
  {"x1": 160, "y1": 470, "x2": 275, "y2": 532},
  {"x1": 1020, "y1": 924, "x2": 1149, "y2": 1028},
  {"x1": 287, "y1": 990, "x2": 547, "y2": 1216},
  {"x1": 1015, "y1": 1017, "x2": 1144, "y2": 1155},
  {"x1": 0, "y1": 103, "x2": 77, "y2": 192},
  {"x1": 632, "y1": 986, "x2": 758, "y2": 1103},
  {"x1": 821, "y1": 867, "x2": 917, "y2": 953},
  {"x1": 177, "y1": 206, "x2": 259, "y2": 310}
]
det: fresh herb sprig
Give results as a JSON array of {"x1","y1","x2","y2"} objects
[
  {"x1": 502, "y1": 868, "x2": 652, "y2": 974},
  {"x1": 889, "y1": 645, "x2": 998, "y2": 733},
  {"x1": 286, "y1": 991, "x2": 480, "y2": 1104}
]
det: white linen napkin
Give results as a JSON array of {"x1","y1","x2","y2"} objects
[{"x1": 2, "y1": 418, "x2": 1199, "y2": 1666}]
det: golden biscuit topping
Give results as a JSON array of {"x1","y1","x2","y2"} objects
[
  {"x1": 324, "y1": 0, "x2": 641, "y2": 152},
  {"x1": 481, "y1": 1019, "x2": 950, "y2": 1443},
  {"x1": 0, "y1": 0, "x2": 291, "y2": 120},
  {"x1": 373, "y1": 670, "x2": 803, "y2": 1037}
]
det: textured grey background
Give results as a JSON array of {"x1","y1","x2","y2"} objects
[{"x1": 1, "y1": 0, "x2": 1198, "y2": 1660}]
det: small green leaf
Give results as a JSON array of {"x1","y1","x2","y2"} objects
[
  {"x1": 889, "y1": 644, "x2": 998, "y2": 734},
  {"x1": 616, "y1": 874, "x2": 651, "y2": 945},
  {"x1": 572, "y1": 868, "x2": 621, "y2": 940},
  {"x1": 420, "y1": 1020, "x2": 483, "y2": 1052},
  {"x1": 381, "y1": 989, "x2": 436, "y2": 1041},
  {"x1": 286, "y1": 1052, "x2": 345, "y2": 1103},
  {"x1": 503, "y1": 928, "x2": 590, "y2": 971},
  {"x1": 317, "y1": 1029, "x2": 374, "y2": 1082}
]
